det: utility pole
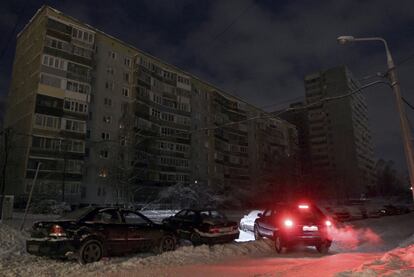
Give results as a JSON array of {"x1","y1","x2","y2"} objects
[
  {"x1": 0, "y1": 127, "x2": 10, "y2": 221},
  {"x1": 61, "y1": 140, "x2": 67, "y2": 202},
  {"x1": 20, "y1": 162, "x2": 41, "y2": 231},
  {"x1": 337, "y1": 36, "x2": 414, "y2": 202}
]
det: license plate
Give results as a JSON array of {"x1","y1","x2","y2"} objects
[
  {"x1": 28, "y1": 244, "x2": 39, "y2": 252},
  {"x1": 303, "y1": 226, "x2": 318, "y2": 231}
]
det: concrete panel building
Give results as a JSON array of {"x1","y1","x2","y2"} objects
[
  {"x1": 4, "y1": 6, "x2": 298, "y2": 205},
  {"x1": 304, "y1": 66, "x2": 376, "y2": 198}
]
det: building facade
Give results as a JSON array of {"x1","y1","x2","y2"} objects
[
  {"x1": 304, "y1": 66, "x2": 375, "y2": 198},
  {"x1": 5, "y1": 6, "x2": 298, "y2": 205}
]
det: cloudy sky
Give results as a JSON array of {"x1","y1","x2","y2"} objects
[{"x1": 1, "y1": 0, "x2": 414, "y2": 171}]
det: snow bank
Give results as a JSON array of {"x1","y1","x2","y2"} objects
[
  {"x1": 85, "y1": 240, "x2": 275, "y2": 276},
  {"x1": 337, "y1": 244, "x2": 414, "y2": 276}
]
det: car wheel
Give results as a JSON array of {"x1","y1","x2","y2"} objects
[
  {"x1": 254, "y1": 225, "x2": 262, "y2": 240},
  {"x1": 155, "y1": 235, "x2": 176, "y2": 254},
  {"x1": 190, "y1": 231, "x2": 202, "y2": 246},
  {"x1": 316, "y1": 240, "x2": 330, "y2": 254},
  {"x1": 274, "y1": 236, "x2": 287, "y2": 253},
  {"x1": 78, "y1": 239, "x2": 103, "y2": 264}
]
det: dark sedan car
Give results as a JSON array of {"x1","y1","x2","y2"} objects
[
  {"x1": 26, "y1": 207, "x2": 177, "y2": 264},
  {"x1": 162, "y1": 209, "x2": 239, "y2": 245},
  {"x1": 254, "y1": 203, "x2": 333, "y2": 253}
]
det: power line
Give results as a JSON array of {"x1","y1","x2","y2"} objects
[
  {"x1": 402, "y1": 97, "x2": 414, "y2": 111},
  {"x1": 210, "y1": 0, "x2": 256, "y2": 42}
]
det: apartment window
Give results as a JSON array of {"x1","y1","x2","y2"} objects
[
  {"x1": 177, "y1": 103, "x2": 189, "y2": 112},
  {"x1": 104, "y1": 98, "x2": 112, "y2": 106},
  {"x1": 120, "y1": 136, "x2": 127, "y2": 146},
  {"x1": 177, "y1": 75, "x2": 190, "y2": 85},
  {"x1": 66, "y1": 160, "x2": 83, "y2": 173},
  {"x1": 177, "y1": 116, "x2": 190, "y2": 126},
  {"x1": 122, "y1": 87, "x2": 130, "y2": 97},
  {"x1": 64, "y1": 119, "x2": 86, "y2": 133},
  {"x1": 151, "y1": 108, "x2": 161, "y2": 119},
  {"x1": 72, "y1": 46, "x2": 92, "y2": 59},
  {"x1": 98, "y1": 168, "x2": 108, "y2": 178},
  {"x1": 100, "y1": 150, "x2": 109, "y2": 159},
  {"x1": 108, "y1": 51, "x2": 117, "y2": 59},
  {"x1": 153, "y1": 94, "x2": 162, "y2": 104},
  {"x1": 46, "y1": 37, "x2": 65, "y2": 50},
  {"x1": 105, "y1": 81, "x2": 114, "y2": 90},
  {"x1": 107, "y1": 66, "x2": 115, "y2": 75},
  {"x1": 123, "y1": 72, "x2": 130, "y2": 83},
  {"x1": 66, "y1": 80, "x2": 90, "y2": 94},
  {"x1": 72, "y1": 27, "x2": 94, "y2": 44},
  {"x1": 63, "y1": 99, "x2": 88, "y2": 113},
  {"x1": 42, "y1": 55, "x2": 66, "y2": 70},
  {"x1": 34, "y1": 114, "x2": 60, "y2": 130},
  {"x1": 40, "y1": 74, "x2": 62, "y2": 89},
  {"x1": 161, "y1": 113, "x2": 174, "y2": 122},
  {"x1": 124, "y1": 57, "x2": 131, "y2": 67},
  {"x1": 101, "y1": 132, "x2": 110, "y2": 140},
  {"x1": 68, "y1": 140, "x2": 85, "y2": 153},
  {"x1": 31, "y1": 136, "x2": 60, "y2": 151},
  {"x1": 103, "y1": 116, "x2": 112, "y2": 123}
]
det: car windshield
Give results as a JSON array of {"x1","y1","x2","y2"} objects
[{"x1": 59, "y1": 207, "x2": 95, "y2": 220}]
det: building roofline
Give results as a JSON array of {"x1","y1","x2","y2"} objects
[{"x1": 18, "y1": 5, "x2": 294, "y2": 126}]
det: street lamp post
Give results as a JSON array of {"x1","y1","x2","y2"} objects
[{"x1": 337, "y1": 35, "x2": 414, "y2": 201}]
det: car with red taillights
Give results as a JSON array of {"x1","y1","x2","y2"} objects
[
  {"x1": 162, "y1": 209, "x2": 239, "y2": 245},
  {"x1": 254, "y1": 203, "x2": 333, "y2": 253},
  {"x1": 26, "y1": 207, "x2": 177, "y2": 264}
]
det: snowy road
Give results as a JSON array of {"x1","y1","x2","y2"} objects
[{"x1": 1, "y1": 212, "x2": 414, "y2": 276}]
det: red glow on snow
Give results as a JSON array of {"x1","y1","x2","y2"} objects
[{"x1": 284, "y1": 219, "x2": 293, "y2": 227}]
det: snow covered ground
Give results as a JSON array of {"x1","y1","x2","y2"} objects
[{"x1": 0, "y1": 211, "x2": 413, "y2": 276}]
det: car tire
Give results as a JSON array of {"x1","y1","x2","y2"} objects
[
  {"x1": 274, "y1": 236, "x2": 287, "y2": 254},
  {"x1": 190, "y1": 231, "x2": 202, "y2": 246},
  {"x1": 78, "y1": 239, "x2": 103, "y2": 264},
  {"x1": 316, "y1": 240, "x2": 330, "y2": 254},
  {"x1": 254, "y1": 225, "x2": 262, "y2": 240},
  {"x1": 154, "y1": 235, "x2": 176, "y2": 254}
]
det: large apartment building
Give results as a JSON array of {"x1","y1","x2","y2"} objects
[
  {"x1": 4, "y1": 6, "x2": 297, "y2": 205},
  {"x1": 304, "y1": 66, "x2": 376, "y2": 198}
]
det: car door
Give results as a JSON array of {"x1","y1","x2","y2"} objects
[
  {"x1": 85, "y1": 208, "x2": 127, "y2": 255},
  {"x1": 180, "y1": 210, "x2": 199, "y2": 236},
  {"x1": 168, "y1": 210, "x2": 187, "y2": 236},
  {"x1": 259, "y1": 209, "x2": 275, "y2": 238},
  {"x1": 122, "y1": 211, "x2": 160, "y2": 252}
]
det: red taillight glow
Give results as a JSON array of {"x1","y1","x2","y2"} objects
[
  {"x1": 325, "y1": 220, "x2": 332, "y2": 227},
  {"x1": 298, "y1": 204, "x2": 309, "y2": 209},
  {"x1": 50, "y1": 224, "x2": 66, "y2": 237},
  {"x1": 284, "y1": 219, "x2": 293, "y2": 227},
  {"x1": 209, "y1": 227, "x2": 220, "y2": 233}
]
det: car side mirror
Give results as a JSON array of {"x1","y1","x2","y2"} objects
[{"x1": 257, "y1": 213, "x2": 263, "y2": 218}]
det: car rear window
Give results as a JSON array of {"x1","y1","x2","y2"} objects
[
  {"x1": 200, "y1": 210, "x2": 226, "y2": 219},
  {"x1": 278, "y1": 205, "x2": 325, "y2": 223}
]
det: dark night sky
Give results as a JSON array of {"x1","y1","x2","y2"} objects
[{"x1": 1, "y1": 0, "x2": 414, "y2": 172}]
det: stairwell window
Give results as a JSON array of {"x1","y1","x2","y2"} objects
[{"x1": 101, "y1": 132, "x2": 110, "y2": 140}]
